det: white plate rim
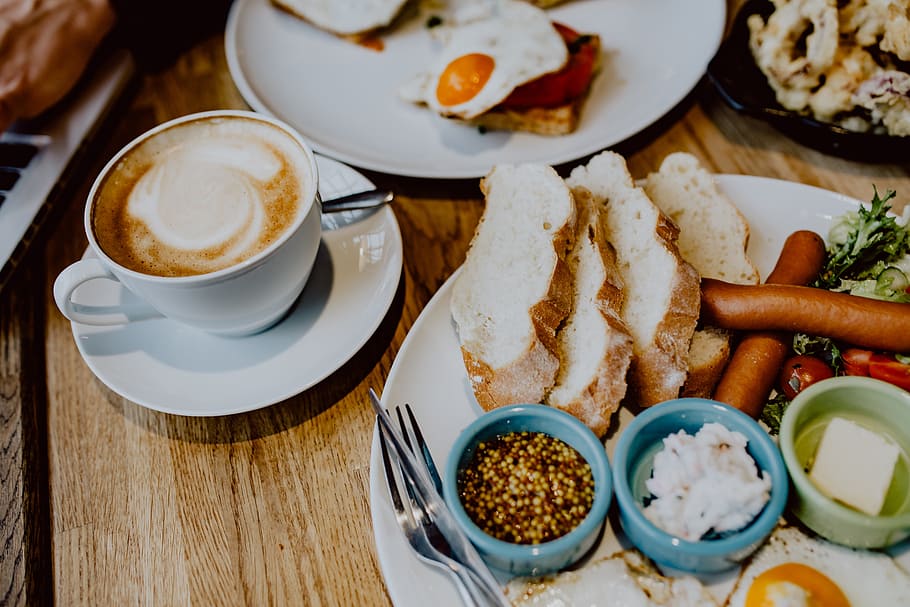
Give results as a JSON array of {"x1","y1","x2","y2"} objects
[
  {"x1": 68, "y1": 156, "x2": 403, "y2": 416},
  {"x1": 224, "y1": 0, "x2": 726, "y2": 179}
]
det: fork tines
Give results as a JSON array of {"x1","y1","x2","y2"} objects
[{"x1": 394, "y1": 403, "x2": 444, "y2": 495}]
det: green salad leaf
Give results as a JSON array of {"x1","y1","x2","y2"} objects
[
  {"x1": 817, "y1": 188, "x2": 910, "y2": 291},
  {"x1": 761, "y1": 394, "x2": 790, "y2": 435},
  {"x1": 792, "y1": 334, "x2": 842, "y2": 374}
]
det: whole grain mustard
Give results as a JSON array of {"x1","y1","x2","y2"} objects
[{"x1": 457, "y1": 431, "x2": 594, "y2": 544}]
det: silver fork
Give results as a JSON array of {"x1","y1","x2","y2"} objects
[
  {"x1": 371, "y1": 390, "x2": 510, "y2": 607},
  {"x1": 394, "y1": 404, "x2": 444, "y2": 494},
  {"x1": 379, "y1": 430, "x2": 485, "y2": 606}
]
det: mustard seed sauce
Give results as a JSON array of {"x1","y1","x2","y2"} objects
[{"x1": 457, "y1": 431, "x2": 595, "y2": 545}]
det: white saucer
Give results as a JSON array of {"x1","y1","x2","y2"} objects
[{"x1": 68, "y1": 156, "x2": 403, "y2": 416}]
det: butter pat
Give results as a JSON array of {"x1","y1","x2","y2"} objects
[{"x1": 809, "y1": 417, "x2": 899, "y2": 516}]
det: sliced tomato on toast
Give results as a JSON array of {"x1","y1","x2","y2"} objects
[{"x1": 499, "y1": 23, "x2": 598, "y2": 109}]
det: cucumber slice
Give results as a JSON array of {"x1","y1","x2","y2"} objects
[{"x1": 876, "y1": 267, "x2": 910, "y2": 293}]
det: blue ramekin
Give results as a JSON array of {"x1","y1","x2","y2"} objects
[
  {"x1": 611, "y1": 398, "x2": 788, "y2": 574},
  {"x1": 443, "y1": 404, "x2": 612, "y2": 576}
]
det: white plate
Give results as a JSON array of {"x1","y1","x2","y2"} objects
[
  {"x1": 368, "y1": 176, "x2": 905, "y2": 606},
  {"x1": 225, "y1": 0, "x2": 725, "y2": 179},
  {"x1": 68, "y1": 156, "x2": 403, "y2": 416}
]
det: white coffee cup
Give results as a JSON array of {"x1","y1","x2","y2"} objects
[{"x1": 54, "y1": 110, "x2": 321, "y2": 337}]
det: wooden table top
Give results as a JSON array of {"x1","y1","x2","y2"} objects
[{"x1": 3, "y1": 3, "x2": 910, "y2": 605}]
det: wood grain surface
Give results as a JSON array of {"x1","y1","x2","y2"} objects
[{"x1": 3, "y1": 2, "x2": 910, "y2": 605}]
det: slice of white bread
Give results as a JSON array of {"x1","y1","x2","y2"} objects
[
  {"x1": 642, "y1": 153, "x2": 760, "y2": 398},
  {"x1": 683, "y1": 327, "x2": 734, "y2": 398},
  {"x1": 546, "y1": 187, "x2": 634, "y2": 436},
  {"x1": 450, "y1": 164, "x2": 576, "y2": 410},
  {"x1": 271, "y1": 0, "x2": 410, "y2": 37},
  {"x1": 643, "y1": 153, "x2": 759, "y2": 285},
  {"x1": 566, "y1": 151, "x2": 700, "y2": 407}
]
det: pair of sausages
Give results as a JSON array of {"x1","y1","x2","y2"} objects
[{"x1": 708, "y1": 230, "x2": 910, "y2": 417}]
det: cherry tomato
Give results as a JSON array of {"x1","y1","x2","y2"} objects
[
  {"x1": 842, "y1": 348, "x2": 873, "y2": 377},
  {"x1": 868, "y1": 353, "x2": 910, "y2": 391},
  {"x1": 500, "y1": 23, "x2": 597, "y2": 109},
  {"x1": 778, "y1": 355, "x2": 835, "y2": 399}
]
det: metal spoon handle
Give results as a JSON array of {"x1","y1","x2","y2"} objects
[{"x1": 321, "y1": 189, "x2": 394, "y2": 213}]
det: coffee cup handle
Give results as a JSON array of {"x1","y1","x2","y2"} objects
[{"x1": 53, "y1": 258, "x2": 164, "y2": 325}]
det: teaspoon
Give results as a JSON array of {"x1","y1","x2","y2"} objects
[{"x1": 321, "y1": 189, "x2": 394, "y2": 213}]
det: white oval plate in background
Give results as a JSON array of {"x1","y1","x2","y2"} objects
[{"x1": 225, "y1": 0, "x2": 725, "y2": 178}]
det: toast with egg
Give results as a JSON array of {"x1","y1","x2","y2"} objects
[
  {"x1": 467, "y1": 29, "x2": 601, "y2": 136},
  {"x1": 450, "y1": 164, "x2": 576, "y2": 410},
  {"x1": 642, "y1": 152, "x2": 760, "y2": 398},
  {"x1": 726, "y1": 524, "x2": 910, "y2": 605},
  {"x1": 398, "y1": 1, "x2": 600, "y2": 135},
  {"x1": 567, "y1": 151, "x2": 701, "y2": 408}
]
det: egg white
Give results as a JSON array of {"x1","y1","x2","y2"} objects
[
  {"x1": 725, "y1": 525, "x2": 910, "y2": 607},
  {"x1": 506, "y1": 549, "x2": 719, "y2": 607},
  {"x1": 398, "y1": 0, "x2": 568, "y2": 119}
]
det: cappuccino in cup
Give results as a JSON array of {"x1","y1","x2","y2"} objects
[
  {"x1": 54, "y1": 111, "x2": 322, "y2": 336},
  {"x1": 91, "y1": 115, "x2": 308, "y2": 277}
]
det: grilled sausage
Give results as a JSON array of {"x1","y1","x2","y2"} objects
[
  {"x1": 712, "y1": 231, "x2": 826, "y2": 417},
  {"x1": 701, "y1": 280, "x2": 910, "y2": 352}
]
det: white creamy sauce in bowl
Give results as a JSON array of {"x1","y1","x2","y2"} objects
[{"x1": 643, "y1": 422, "x2": 772, "y2": 541}]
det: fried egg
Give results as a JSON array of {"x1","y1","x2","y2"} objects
[
  {"x1": 726, "y1": 526, "x2": 910, "y2": 607},
  {"x1": 505, "y1": 549, "x2": 719, "y2": 606},
  {"x1": 398, "y1": 0, "x2": 568, "y2": 119},
  {"x1": 273, "y1": 0, "x2": 410, "y2": 36}
]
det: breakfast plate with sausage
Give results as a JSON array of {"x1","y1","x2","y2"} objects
[
  {"x1": 225, "y1": 0, "x2": 724, "y2": 178},
  {"x1": 369, "y1": 166, "x2": 910, "y2": 605}
]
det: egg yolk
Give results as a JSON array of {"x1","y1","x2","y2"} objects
[
  {"x1": 745, "y1": 563, "x2": 850, "y2": 607},
  {"x1": 435, "y1": 53, "x2": 495, "y2": 106}
]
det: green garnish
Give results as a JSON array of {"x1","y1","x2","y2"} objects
[
  {"x1": 761, "y1": 394, "x2": 790, "y2": 435},
  {"x1": 793, "y1": 334, "x2": 842, "y2": 374},
  {"x1": 816, "y1": 187, "x2": 910, "y2": 292}
]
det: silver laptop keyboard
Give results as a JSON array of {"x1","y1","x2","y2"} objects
[
  {"x1": 0, "y1": 51, "x2": 133, "y2": 291},
  {"x1": 0, "y1": 140, "x2": 41, "y2": 203}
]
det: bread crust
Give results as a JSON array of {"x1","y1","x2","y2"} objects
[
  {"x1": 453, "y1": 166, "x2": 576, "y2": 410},
  {"x1": 547, "y1": 187, "x2": 633, "y2": 436},
  {"x1": 468, "y1": 97, "x2": 585, "y2": 136},
  {"x1": 626, "y1": 230, "x2": 701, "y2": 407},
  {"x1": 680, "y1": 327, "x2": 733, "y2": 398},
  {"x1": 462, "y1": 258, "x2": 573, "y2": 409},
  {"x1": 567, "y1": 152, "x2": 701, "y2": 408},
  {"x1": 642, "y1": 152, "x2": 760, "y2": 399}
]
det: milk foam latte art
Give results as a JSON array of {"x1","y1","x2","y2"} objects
[
  {"x1": 54, "y1": 110, "x2": 321, "y2": 336},
  {"x1": 92, "y1": 116, "x2": 307, "y2": 277}
]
